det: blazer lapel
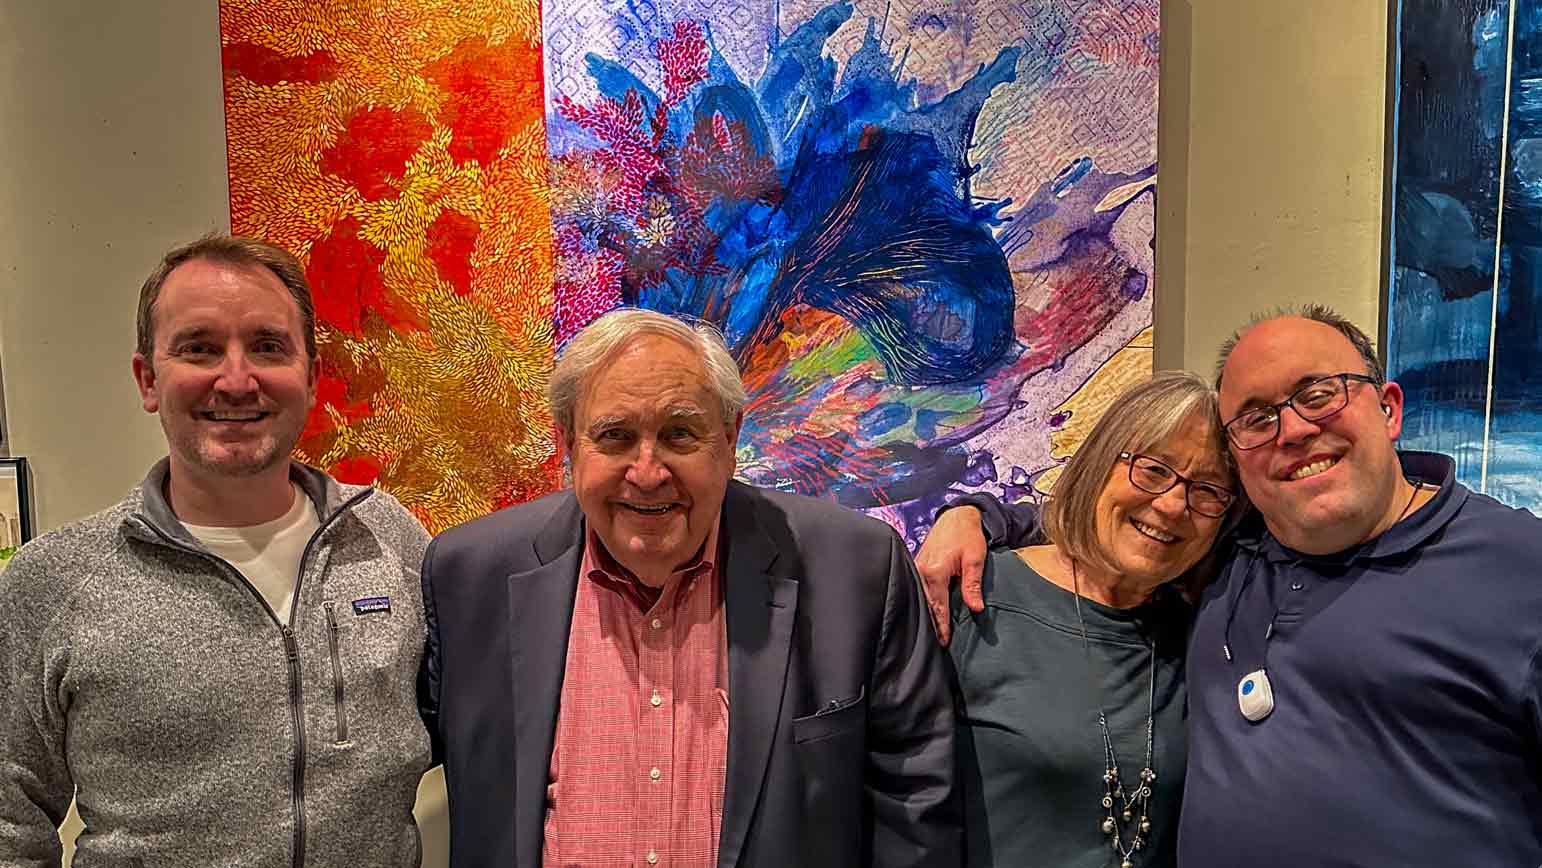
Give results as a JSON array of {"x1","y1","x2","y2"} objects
[
  {"x1": 718, "y1": 483, "x2": 799, "y2": 868},
  {"x1": 509, "y1": 497, "x2": 585, "y2": 868}
]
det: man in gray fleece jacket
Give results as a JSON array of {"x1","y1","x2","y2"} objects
[{"x1": 0, "y1": 236, "x2": 434, "y2": 867}]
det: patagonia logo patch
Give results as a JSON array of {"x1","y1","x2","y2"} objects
[{"x1": 351, "y1": 595, "x2": 391, "y2": 616}]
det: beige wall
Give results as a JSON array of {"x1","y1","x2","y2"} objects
[
  {"x1": 1155, "y1": 0, "x2": 1388, "y2": 374},
  {"x1": 0, "y1": 0, "x2": 1387, "y2": 865},
  {"x1": 0, "y1": 0, "x2": 225, "y2": 528},
  {"x1": 0, "y1": 2, "x2": 449, "y2": 866}
]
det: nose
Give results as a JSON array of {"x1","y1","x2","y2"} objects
[
  {"x1": 624, "y1": 438, "x2": 673, "y2": 490},
  {"x1": 1152, "y1": 482, "x2": 1190, "y2": 518},
  {"x1": 1274, "y1": 404, "x2": 1322, "y2": 447},
  {"x1": 213, "y1": 349, "x2": 259, "y2": 397}
]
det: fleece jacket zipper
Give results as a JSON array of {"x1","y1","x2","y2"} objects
[
  {"x1": 323, "y1": 601, "x2": 351, "y2": 746},
  {"x1": 140, "y1": 487, "x2": 374, "y2": 868}
]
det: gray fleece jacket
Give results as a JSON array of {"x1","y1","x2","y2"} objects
[{"x1": 0, "y1": 460, "x2": 433, "y2": 868}]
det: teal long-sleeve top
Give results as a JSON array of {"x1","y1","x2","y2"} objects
[{"x1": 949, "y1": 549, "x2": 1192, "y2": 868}]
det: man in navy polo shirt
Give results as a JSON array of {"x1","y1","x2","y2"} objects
[{"x1": 920, "y1": 306, "x2": 1542, "y2": 866}]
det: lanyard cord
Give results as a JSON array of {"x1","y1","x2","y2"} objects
[
  {"x1": 1222, "y1": 480, "x2": 1424, "y2": 664},
  {"x1": 1220, "y1": 549, "x2": 1260, "y2": 663}
]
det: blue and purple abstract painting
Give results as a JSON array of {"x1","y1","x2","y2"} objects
[
  {"x1": 540, "y1": 0, "x2": 1159, "y2": 545},
  {"x1": 1387, "y1": 0, "x2": 1542, "y2": 508}
]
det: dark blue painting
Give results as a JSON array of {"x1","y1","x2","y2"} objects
[{"x1": 1388, "y1": 0, "x2": 1542, "y2": 508}]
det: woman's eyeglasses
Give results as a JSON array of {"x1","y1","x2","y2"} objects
[{"x1": 1119, "y1": 451, "x2": 1236, "y2": 518}]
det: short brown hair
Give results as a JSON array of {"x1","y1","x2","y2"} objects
[
  {"x1": 1214, "y1": 303, "x2": 1383, "y2": 389},
  {"x1": 136, "y1": 234, "x2": 317, "y2": 361},
  {"x1": 1040, "y1": 370, "x2": 1233, "y2": 578}
]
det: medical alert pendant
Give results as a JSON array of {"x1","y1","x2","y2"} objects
[{"x1": 1237, "y1": 669, "x2": 1275, "y2": 722}]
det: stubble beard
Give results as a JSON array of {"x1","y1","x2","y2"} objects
[{"x1": 167, "y1": 420, "x2": 297, "y2": 481}]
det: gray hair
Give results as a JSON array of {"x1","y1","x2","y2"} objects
[
  {"x1": 548, "y1": 308, "x2": 748, "y2": 443},
  {"x1": 1041, "y1": 370, "x2": 1233, "y2": 577},
  {"x1": 1214, "y1": 303, "x2": 1384, "y2": 389}
]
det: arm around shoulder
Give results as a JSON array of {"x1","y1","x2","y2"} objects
[
  {"x1": 916, "y1": 495, "x2": 1040, "y2": 644},
  {"x1": 946, "y1": 492, "x2": 1040, "y2": 549}
]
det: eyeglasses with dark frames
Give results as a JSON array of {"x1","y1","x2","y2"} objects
[
  {"x1": 1118, "y1": 451, "x2": 1236, "y2": 518},
  {"x1": 1221, "y1": 372, "x2": 1381, "y2": 451}
]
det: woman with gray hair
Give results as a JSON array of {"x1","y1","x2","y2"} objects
[{"x1": 948, "y1": 371, "x2": 1236, "y2": 868}]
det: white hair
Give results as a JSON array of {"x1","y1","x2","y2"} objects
[{"x1": 548, "y1": 308, "x2": 748, "y2": 442}]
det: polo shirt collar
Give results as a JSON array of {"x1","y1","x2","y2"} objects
[{"x1": 1235, "y1": 450, "x2": 1465, "y2": 565}]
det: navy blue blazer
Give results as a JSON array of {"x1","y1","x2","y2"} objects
[{"x1": 419, "y1": 480, "x2": 961, "y2": 868}]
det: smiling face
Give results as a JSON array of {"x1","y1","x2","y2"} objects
[
  {"x1": 1090, "y1": 412, "x2": 1233, "y2": 589},
  {"x1": 1218, "y1": 316, "x2": 1405, "y2": 553},
  {"x1": 132, "y1": 257, "x2": 318, "y2": 489},
  {"x1": 564, "y1": 333, "x2": 741, "y2": 585}
]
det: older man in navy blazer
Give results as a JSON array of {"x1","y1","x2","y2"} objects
[{"x1": 419, "y1": 307, "x2": 959, "y2": 868}]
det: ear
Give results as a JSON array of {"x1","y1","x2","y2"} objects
[
  {"x1": 1377, "y1": 380, "x2": 1405, "y2": 441},
  {"x1": 305, "y1": 353, "x2": 321, "y2": 411},
  {"x1": 725, "y1": 410, "x2": 744, "y2": 471},
  {"x1": 131, "y1": 353, "x2": 160, "y2": 413}
]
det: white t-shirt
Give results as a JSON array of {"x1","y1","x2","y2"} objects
[{"x1": 183, "y1": 484, "x2": 320, "y2": 625}]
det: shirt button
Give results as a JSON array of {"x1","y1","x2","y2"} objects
[
  {"x1": 649, "y1": 766, "x2": 661, "y2": 781},
  {"x1": 1290, "y1": 582, "x2": 1304, "y2": 591},
  {"x1": 651, "y1": 618, "x2": 663, "y2": 630},
  {"x1": 650, "y1": 690, "x2": 663, "y2": 707},
  {"x1": 647, "y1": 849, "x2": 659, "y2": 865}
]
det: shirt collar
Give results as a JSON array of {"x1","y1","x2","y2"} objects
[
  {"x1": 581, "y1": 516, "x2": 723, "y2": 610},
  {"x1": 1236, "y1": 449, "x2": 1465, "y2": 564}
]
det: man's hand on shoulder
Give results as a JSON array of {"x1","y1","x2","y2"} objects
[{"x1": 913, "y1": 506, "x2": 988, "y2": 646}]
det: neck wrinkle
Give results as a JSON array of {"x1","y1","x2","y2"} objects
[{"x1": 1041, "y1": 545, "x2": 1155, "y2": 610}]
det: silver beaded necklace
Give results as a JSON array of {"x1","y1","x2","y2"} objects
[{"x1": 1071, "y1": 560, "x2": 1157, "y2": 868}]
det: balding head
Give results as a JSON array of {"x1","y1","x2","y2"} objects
[{"x1": 1216, "y1": 311, "x2": 1407, "y2": 555}]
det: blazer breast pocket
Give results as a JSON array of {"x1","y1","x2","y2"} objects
[
  {"x1": 790, "y1": 686, "x2": 867, "y2": 866},
  {"x1": 791, "y1": 686, "x2": 868, "y2": 744}
]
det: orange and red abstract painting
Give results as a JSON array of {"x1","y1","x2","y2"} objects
[{"x1": 220, "y1": 0, "x2": 559, "y2": 532}]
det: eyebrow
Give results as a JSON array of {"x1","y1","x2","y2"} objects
[
  {"x1": 164, "y1": 324, "x2": 294, "y2": 346},
  {"x1": 584, "y1": 405, "x2": 710, "y2": 436},
  {"x1": 586, "y1": 415, "x2": 630, "y2": 436},
  {"x1": 1190, "y1": 471, "x2": 1235, "y2": 488},
  {"x1": 164, "y1": 326, "x2": 214, "y2": 346},
  {"x1": 251, "y1": 326, "x2": 295, "y2": 344},
  {"x1": 1234, "y1": 372, "x2": 1338, "y2": 412},
  {"x1": 662, "y1": 405, "x2": 710, "y2": 423},
  {"x1": 1141, "y1": 452, "x2": 1233, "y2": 487}
]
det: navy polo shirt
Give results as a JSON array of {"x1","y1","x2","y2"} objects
[{"x1": 1180, "y1": 452, "x2": 1542, "y2": 865}]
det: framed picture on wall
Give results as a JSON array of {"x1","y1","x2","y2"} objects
[
  {"x1": 0, "y1": 457, "x2": 33, "y2": 556},
  {"x1": 0, "y1": 354, "x2": 8, "y2": 455}
]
